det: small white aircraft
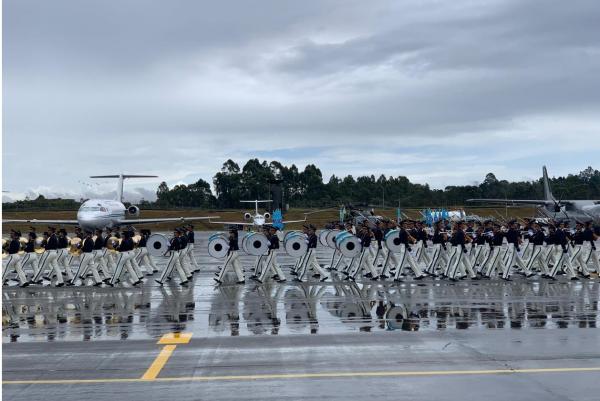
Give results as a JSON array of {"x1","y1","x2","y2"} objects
[
  {"x1": 3, "y1": 174, "x2": 217, "y2": 230},
  {"x1": 209, "y1": 200, "x2": 306, "y2": 227}
]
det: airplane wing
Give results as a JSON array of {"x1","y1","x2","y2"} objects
[
  {"x1": 281, "y1": 218, "x2": 307, "y2": 224},
  {"x1": 2, "y1": 219, "x2": 80, "y2": 225},
  {"x1": 466, "y1": 198, "x2": 557, "y2": 205},
  {"x1": 117, "y1": 216, "x2": 218, "y2": 225},
  {"x1": 208, "y1": 219, "x2": 255, "y2": 226}
]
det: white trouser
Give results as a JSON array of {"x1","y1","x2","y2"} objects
[
  {"x1": 110, "y1": 250, "x2": 138, "y2": 285},
  {"x1": 426, "y1": 243, "x2": 450, "y2": 275},
  {"x1": 33, "y1": 250, "x2": 63, "y2": 284},
  {"x1": 585, "y1": 245, "x2": 600, "y2": 273},
  {"x1": 259, "y1": 250, "x2": 286, "y2": 281},
  {"x1": 298, "y1": 248, "x2": 328, "y2": 280},
  {"x1": 470, "y1": 245, "x2": 488, "y2": 270},
  {"x1": 177, "y1": 247, "x2": 193, "y2": 277},
  {"x1": 216, "y1": 250, "x2": 244, "y2": 282},
  {"x1": 92, "y1": 249, "x2": 111, "y2": 276},
  {"x1": 503, "y1": 244, "x2": 528, "y2": 279},
  {"x1": 371, "y1": 245, "x2": 386, "y2": 268},
  {"x1": 381, "y1": 249, "x2": 399, "y2": 277},
  {"x1": 447, "y1": 246, "x2": 476, "y2": 279},
  {"x1": 184, "y1": 243, "x2": 200, "y2": 271},
  {"x1": 72, "y1": 252, "x2": 103, "y2": 285},
  {"x1": 3, "y1": 254, "x2": 28, "y2": 285},
  {"x1": 128, "y1": 249, "x2": 144, "y2": 279},
  {"x1": 349, "y1": 248, "x2": 378, "y2": 279},
  {"x1": 549, "y1": 246, "x2": 576, "y2": 278},
  {"x1": 137, "y1": 247, "x2": 158, "y2": 273},
  {"x1": 570, "y1": 245, "x2": 591, "y2": 276},
  {"x1": 19, "y1": 252, "x2": 39, "y2": 275},
  {"x1": 56, "y1": 248, "x2": 74, "y2": 280},
  {"x1": 414, "y1": 241, "x2": 431, "y2": 266},
  {"x1": 524, "y1": 245, "x2": 549, "y2": 275},
  {"x1": 393, "y1": 244, "x2": 423, "y2": 279},
  {"x1": 482, "y1": 247, "x2": 506, "y2": 277}
]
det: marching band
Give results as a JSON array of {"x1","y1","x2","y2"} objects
[{"x1": 3, "y1": 218, "x2": 600, "y2": 288}]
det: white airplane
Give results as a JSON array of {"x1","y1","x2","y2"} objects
[
  {"x1": 209, "y1": 200, "x2": 306, "y2": 227},
  {"x1": 3, "y1": 174, "x2": 217, "y2": 230}
]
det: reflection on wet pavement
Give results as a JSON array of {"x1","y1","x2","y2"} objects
[
  {"x1": 4, "y1": 278, "x2": 599, "y2": 342},
  {"x1": 3, "y1": 232, "x2": 599, "y2": 342}
]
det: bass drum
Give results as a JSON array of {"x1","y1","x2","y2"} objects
[
  {"x1": 284, "y1": 230, "x2": 302, "y2": 243},
  {"x1": 319, "y1": 230, "x2": 331, "y2": 247},
  {"x1": 241, "y1": 232, "x2": 270, "y2": 256},
  {"x1": 284, "y1": 232, "x2": 307, "y2": 258},
  {"x1": 335, "y1": 232, "x2": 361, "y2": 258},
  {"x1": 147, "y1": 233, "x2": 170, "y2": 257},
  {"x1": 208, "y1": 233, "x2": 229, "y2": 259},
  {"x1": 326, "y1": 229, "x2": 341, "y2": 249},
  {"x1": 384, "y1": 229, "x2": 404, "y2": 253}
]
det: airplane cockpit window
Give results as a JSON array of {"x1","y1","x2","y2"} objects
[{"x1": 81, "y1": 206, "x2": 102, "y2": 211}]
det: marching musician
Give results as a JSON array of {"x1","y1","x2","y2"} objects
[
  {"x1": 569, "y1": 221, "x2": 592, "y2": 277},
  {"x1": 257, "y1": 225, "x2": 286, "y2": 283},
  {"x1": 19, "y1": 231, "x2": 40, "y2": 282},
  {"x1": 33, "y1": 226, "x2": 64, "y2": 286},
  {"x1": 392, "y1": 220, "x2": 425, "y2": 282},
  {"x1": 136, "y1": 229, "x2": 158, "y2": 274},
  {"x1": 71, "y1": 230, "x2": 104, "y2": 286},
  {"x1": 547, "y1": 223, "x2": 578, "y2": 280},
  {"x1": 109, "y1": 229, "x2": 142, "y2": 287},
  {"x1": 156, "y1": 228, "x2": 189, "y2": 286},
  {"x1": 177, "y1": 227, "x2": 193, "y2": 280},
  {"x1": 502, "y1": 220, "x2": 530, "y2": 280},
  {"x1": 295, "y1": 225, "x2": 329, "y2": 282},
  {"x1": 426, "y1": 220, "x2": 450, "y2": 276},
  {"x1": 184, "y1": 225, "x2": 200, "y2": 272},
  {"x1": 447, "y1": 221, "x2": 477, "y2": 281},
  {"x1": 2, "y1": 231, "x2": 29, "y2": 287},
  {"x1": 56, "y1": 228, "x2": 74, "y2": 282}
]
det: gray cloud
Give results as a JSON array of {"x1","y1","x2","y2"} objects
[{"x1": 3, "y1": 0, "x2": 599, "y2": 199}]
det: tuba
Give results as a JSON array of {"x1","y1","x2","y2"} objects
[
  {"x1": 105, "y1": 236, "x2": 121, "y2": 252},
  {"x1": 68, "y1": 237, "x2": 82, "y2": 255}
]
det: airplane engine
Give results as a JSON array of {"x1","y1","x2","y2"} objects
[
  {"x1": 147, "y1": 233, "x2": 170, "y2": 257},
  {"x1": 384, "y1": 229, "x2": 403, "y2": 253},
  {"x1": 263, "y1": 212, "x2": 271, "y2": 220},
  {"x1": 244, "y1": 212, "x2": 252, "y2": 220},
  {"x1": 241, "y1": 232, "x2": 270, "y2": 256},
  {"x1": 335, "y1": 231, "x2": 361, "y2": 258},
  {"x1": 284, "y1": 231, "x2": 307, "y2": 257},
  {"x1": 208, "y1": 233, "x2": 229, "y2": 259},
  {"x1": 127, "y1": 205, "x2": 140, "y2": 217}
]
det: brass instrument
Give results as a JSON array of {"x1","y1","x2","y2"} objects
[
  {"x1": 106, "y1": 236, "x2": 121, "y2": 252},
  {"x1": 34, "y1": 238, "x2": 45, "y2": 254},
  {"x1": 68, "y1": 237, "x2": 82, "y2": 256}
]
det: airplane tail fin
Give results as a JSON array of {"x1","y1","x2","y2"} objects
[
  {"x1": 542, "y1": 166, "x2": 555, "y2": 202},
  {"x1": 90, "y1": 174, "x2": 158, "y2": 202}
]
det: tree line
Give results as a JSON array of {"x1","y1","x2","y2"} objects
[
  {"x1": 4, "y1": 161, "x2": 599, "y2": 210},
  {"x1": 153, "y1": 160, "x2": 600, "y2": 209}
]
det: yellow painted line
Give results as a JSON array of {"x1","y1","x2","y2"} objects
[
  {"x1": 4, "y1": 366, "x2": 600, "y2": 385},
  {"x1": 141, "y1": 345, "x2": 177, "y2": 380},
  {"x1": 157, "y1": 332, "x2": 193, "y2": 345}
]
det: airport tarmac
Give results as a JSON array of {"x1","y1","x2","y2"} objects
[{"x1": 3, "y1": 232, "x2": 600, "y2": 400}]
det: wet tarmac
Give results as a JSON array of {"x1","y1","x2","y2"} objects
[{"x1": 3, "y1": 232, "x2": 600, "y2": 400}]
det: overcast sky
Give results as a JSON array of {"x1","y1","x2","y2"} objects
[{"x1": 3, "y1": 0, "x2": 600, "y2": 202}]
